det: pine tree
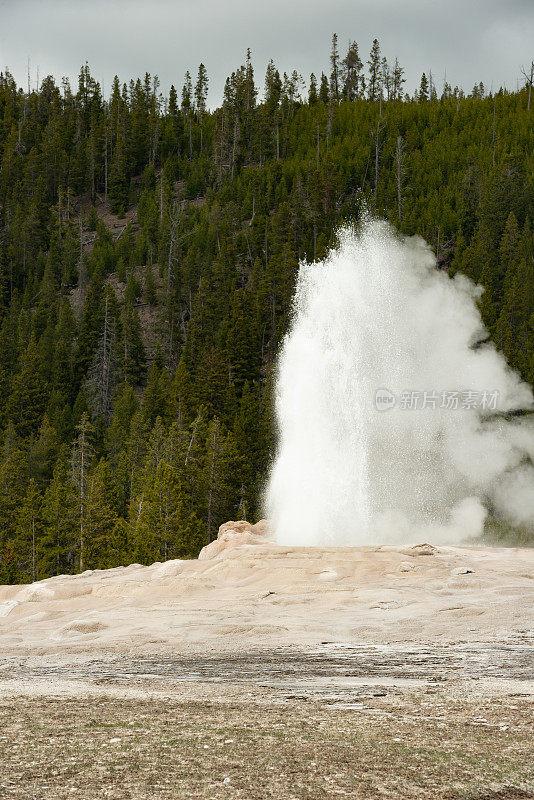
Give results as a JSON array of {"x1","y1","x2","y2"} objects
[
  {"x1": 308, "y1": 74, "x2": 318, "y2": 105},
  {"x1": 264, "y1": 60, "x2": 282, "y2": 111},
  {"x1": 108, "y1": 138, "x2": 129, "y2": 216},
  {"x1": 14, "y1": 478, "x2": 42, "y2": 582},
  {"x1": 499, "y1": 211, "x2": 521, "y2": 298},
  {"x1": 30, "y1": 414, "x2": 59, "y2": 487},
  {"x1": 130, "y1": 78, "x2": 150, "y2": 173},
  {"x1": 391, "y1": 58, "x2": 405, "y2": 101},
  {"x1": 40, "y1": 454, "x2": 77, "y2": 577},
  {"x1": 181, "y1": 71, "x2": 193, "y2": 113},
  {"x1": 330, "y1": 34, "x2": 340, "y2": 101},
  {"x1": 0, "y1": 444, "x2": 28, "y2": 582},
  {"x1": 7, "y1": 337, "x2": 47, "y2": 437},
  {"x1": 419, "y1": 72, "x2": 429, "y2": 102},
  {"x1": 381, "y1": 57, "x2": 391, "y2": 100},
  {"x1": 143, "y1": 265, "x2": 157, "y2": 304},
  {"x1": 244, "y1": 48, "x2": 257, "y2": 114},
  {"x1": 121, "y1": 302, "x2": 147, "y2": 385},
  {"x1": 106, "y1": 382, "x2": 139, "y2": 464},
  {"x1": 71, "y1": 412, "x2": 94, "y2": 571},
  {"x1": 194, "y1": 63, "x2": 209, "y2": 118},
  {"x1": 142, "y1": 356, "x2": 169, "y2": 424},
  {"x1": 319, "y1": 73, "x2": 329, "y2": 103},
  {"x1": 85, "y1": 292, "x2": 121, "y2": 422},
  {"x1": 233, "y1": 381, "x2": 268, "y2": 519},
  {"x1": 124, "y1": 272, "x2": 142, "y2": 305},
  {"x1": 341, "y1": 41, "x2": 363, "y2": 101},
  {"x1": 168, "y1": 84, "x2": 178, "y2": 115},
  {"x1": 367, "y1": 39, "x2": 381, "y2": 101},
  {"x1": 133, "y1": 459, "x2": 202, "y2": 562},
  {"x1": 170, "y1": 358, "x2": 194, "y2": 425},
  {"x1": 86, "y1": 458, "x2": 120, "y2": 568},
  {"x1": 203, "y1": 418, "x2": 240, "y2": 544}
]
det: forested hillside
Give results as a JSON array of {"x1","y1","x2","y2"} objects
[{"x1": 1, "y1": 37, "x2": 533, "y2": 582}]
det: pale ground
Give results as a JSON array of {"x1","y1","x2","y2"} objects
[
  {"x1": 0, "y1": 521, "x2": 533, "y2": 798},
  {"x1": 1, "y1": 521, "x2": 532, "y2": 658}
]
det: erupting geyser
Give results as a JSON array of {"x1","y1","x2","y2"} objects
[{"x1": 266, "y1": 218, "x2": 534, "y2": 546}]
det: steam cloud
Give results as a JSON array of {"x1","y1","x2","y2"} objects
[{"x1": 266, "y1": 218, "x2": 534, "y2": 545}]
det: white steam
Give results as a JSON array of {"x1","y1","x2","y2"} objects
[{"x1": 266, "y1": 219, "x2": 534, "y2": 546}]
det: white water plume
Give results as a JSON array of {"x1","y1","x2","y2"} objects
[{"x1": 266, "y1": 218, "x2": 534, "y2": 546}]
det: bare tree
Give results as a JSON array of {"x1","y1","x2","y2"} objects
[
  {"x1": 88, "y1": 129, "x2": 96, "y2": 203},
  {"x1": 395, "y1": 135, "x2": 407, "y2": 221},
  {"x1": 165, "y1": 200, "x2": 183, "y2": 361},
  {"x1": 372, "y1": 94, "x2": 384, "y2": 202},
  {"x1": 492, "y1": 95, "x2": 497, "y2": 166},
  {"x1": 159, "y1": 170, "x2": 165, "y2": 221},
  {"x1": 78, "y1": 213, "x2": 84, "y2": 287},
  {"x1": 521, "y1": 61, "x2": 534, "y2": 110},
  {"x1": 167, "y1": 201, "x2": 182, "y2": 301},
  {"x1": 392, "y1": 58, "x2": 405, "y2": 101},
  {"x1": 86, "y1": 294, "x2": 120, "y2": 422},
  {"x1": 103, "y1": 111, "x2": 109, "y2": 200},
  {"x1": 231, "y1": 118, "x2": 239, "y2": 179}
]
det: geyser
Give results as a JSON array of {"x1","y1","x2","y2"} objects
[{"x1": 267, "y1": 218, "x2": 534, "y2": 546}]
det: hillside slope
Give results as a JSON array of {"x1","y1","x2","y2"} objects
[{"x1": 0, "y1": 55, "x2": 534, "y2": 582}]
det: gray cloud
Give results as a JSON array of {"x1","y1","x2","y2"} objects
[{"x1": 0, "y1": 0, "x2": 532, "y2": 104}]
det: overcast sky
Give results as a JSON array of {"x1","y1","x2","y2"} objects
[{"x1": 1, "y1": 0, "x2": 533, "y2": 106}]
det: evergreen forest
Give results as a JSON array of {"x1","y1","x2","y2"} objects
[{"x1": 1, "y1": 36, "x2": 533, "y2": 582}]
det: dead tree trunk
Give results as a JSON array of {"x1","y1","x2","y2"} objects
[
  {"x1": 522, "y1": 62, "x2": 534, "y2": 110},
  {"x1": 395, "y1": 135, "x2": 405, "y2": 221}
]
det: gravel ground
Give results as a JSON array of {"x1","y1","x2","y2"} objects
[{"x1": 0, "y1": 645, "x2": 532, "y2": 799}]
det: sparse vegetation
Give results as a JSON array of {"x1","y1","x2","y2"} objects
[{"x1": 0, "y1": 687, "x2": 532, "y2": 799}]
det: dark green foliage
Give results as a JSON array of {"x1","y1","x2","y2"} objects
[
  {"x1": 143, "y1": 265, "x2": 157, "y2": 304},
  {"x1": 7, "y1": 338, "x2": 48, "y2": 437},
  {"x1": 308, "y1": 74, "x2": 318, "y2": 105},
  {"x1": 419, "y1": 72, "x2": 429, "y2": 102},
  {"x1": 0, "y1": 43, "x2": 533, "y2": 581},
  {"x1": 109, "y1": 143, "x2": 129, "y2": 216},
  {"x1": 121, "y1": 303, "x2": 146, "y2": 385},
  {"x1": 367, "y1": 39, "x2": 381, "y2": 101},
  {"x1": 317, "y1": 73, "x2": 328, "y2": 104}
]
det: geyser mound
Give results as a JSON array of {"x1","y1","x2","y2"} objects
[{"x1": 267, "y1": 218, "x2": 534, "y2": 546}]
